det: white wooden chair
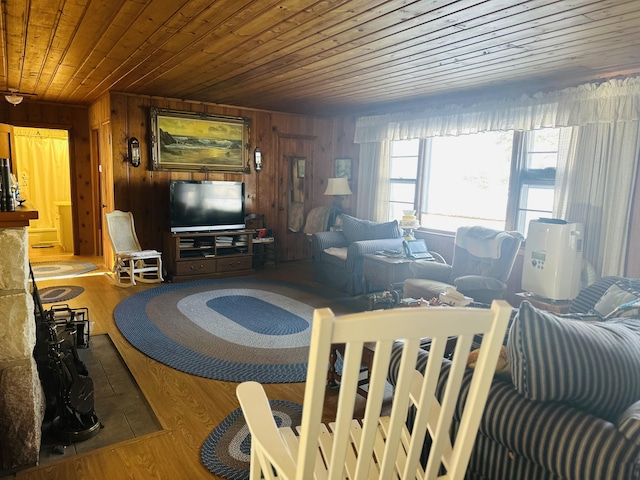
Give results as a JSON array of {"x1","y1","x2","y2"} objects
[
  {"x1": 237, "y1": 301, "x2": 511, "y2": 480},
  {"x1": 105, "y1": 210, "x2": 163, "y2": 287}
]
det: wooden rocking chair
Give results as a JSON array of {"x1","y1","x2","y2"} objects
[
  {"x1": 105, "y1": 210, "x2": 163, "y2": 287},
  {"x1": 237, "y1": 300, "x2": 511, "y2": 480}
]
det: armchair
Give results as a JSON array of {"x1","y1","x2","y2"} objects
[{"x1": 403, "y1": 226, "x2": 522, "y2": 304}]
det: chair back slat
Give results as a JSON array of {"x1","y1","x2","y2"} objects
[
  {"x1": 422, "y1": 334, "x2": 473, "y2": 478},
  {"x1": 380, "y1": 338, "x2": 422, "y2": 479},
  {"x1": 354, "y1": 339, "x2": 392, "y2": 478},
  {"x1": 403, "y1": 336, "x2": 450, "y2": 478},
  {"x1": 327, "y1": 340, "x2": 363, "y2": 478}
]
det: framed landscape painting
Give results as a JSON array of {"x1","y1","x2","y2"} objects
[{"x1": 150, "y1": 108, "x2": 251, "y2": 172}]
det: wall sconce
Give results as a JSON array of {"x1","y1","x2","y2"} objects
[
  {"x1": 254, "y1": 147, "x2": 262, "y2": 172},
  {"x1": 128, "y1": 137, "x2": 141, "y2": 167}
]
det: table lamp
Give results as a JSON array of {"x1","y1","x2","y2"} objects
[{"x1": 324, "y1": 177, "x2": 352, "y2": 212}]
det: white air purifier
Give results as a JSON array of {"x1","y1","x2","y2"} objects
[{"x1": 522, "y1": 219, "x2": 584, "y2": 301}]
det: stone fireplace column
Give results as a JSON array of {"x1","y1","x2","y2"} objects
[{"x1": 0, "y1": 218, "x2": 45, "y2": 472}]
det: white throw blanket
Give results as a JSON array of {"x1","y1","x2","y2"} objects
[{"x1": 455, "y1": 226, "x2": 506, "y2": 259}]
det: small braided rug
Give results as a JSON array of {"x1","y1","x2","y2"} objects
[
  {"x1": 201, "y1": 400, "x2": 303, "y2": 480},
  {"x1": 31, "y1": 261, "x2": 98, "y2": 280},
  {"x1": 37, "y1": 285, "x2": 85, "y2": 303}
]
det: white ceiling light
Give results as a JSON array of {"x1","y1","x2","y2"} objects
[{"x1": 4, "y1": 89, "x2": 24, "y2": 106}]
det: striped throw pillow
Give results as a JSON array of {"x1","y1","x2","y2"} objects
[
  {"x1": 341, "y1": 214, "x2": 401, "y2": 244},
  {"x1": 508, "y1": 301, "x2": 640, "y2": 421}
]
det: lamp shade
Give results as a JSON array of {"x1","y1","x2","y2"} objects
[{"x1": 324, "y1": 177, "x2": 352, "y2": 196}]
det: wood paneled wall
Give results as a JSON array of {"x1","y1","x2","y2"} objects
[
  {"x1": 0, "y1": 101, "x2": 96, "y2": 255},
  {"x1": 93, "y1": 93, "x2": 360, "y2": 262},
  {"x1": 4, "y1": 94, "x2": 637, "y2": 278}
]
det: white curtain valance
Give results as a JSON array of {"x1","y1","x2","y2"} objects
[{"x1": 354, "y1": 76, "x2": 640, "y2": 143}]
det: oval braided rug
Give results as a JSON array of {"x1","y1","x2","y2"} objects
[
  {"x1": 114, "y1": 278, "x2": 349, "y2": 383},
  {"x1": 201, "y1": 400, "x2": 303, "y2": 480},
  {"x1": 38, "y1": 285, "x2": 85, "y2": 303},
  {"x1": 31, "y1": 261, "x2": 98, "y2": 280}
]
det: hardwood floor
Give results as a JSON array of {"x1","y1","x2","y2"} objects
[{"x1": 16, "y1": 254, "x2": 354, "y2": 480}]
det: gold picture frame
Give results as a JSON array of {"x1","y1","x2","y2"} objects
[{"x1": 150, "y1": 108, "x2": 251, "y2": 172}]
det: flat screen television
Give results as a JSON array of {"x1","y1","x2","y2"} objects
[{"x1": 169, "y1": 180, "x2": 245, "y2": 233}]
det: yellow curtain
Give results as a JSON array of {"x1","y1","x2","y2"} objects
[{"x1": 13, "y1": 127, "x2": 70, "y2": 230}]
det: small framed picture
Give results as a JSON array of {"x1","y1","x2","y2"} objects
[
  {"x1": 334, "y1": 158, "x2": 351, "y2": 179},
  {"x1": 296, "y1": 158, "x2": 306, "y2": 178}
]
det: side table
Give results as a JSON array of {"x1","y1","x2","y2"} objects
[
  {"x1": 515, "y1": 291, "x2": 571, "y2": 314},
  {"x1": 363, "y1": 253, "x2": 418, "y2": 294}
]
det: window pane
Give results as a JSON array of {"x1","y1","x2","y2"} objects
[
  {"x1": 527, "y1": 152, "x2": 558, "y2": 169},
  {"x1": 526, "y1": 128, "x2": 559, "y2": 169},
  {"x1": 391, "y1": 139, "x2": 420, "y2": 157},
  {"x1": 516, "y1": 185, "x2": 554, "y2": 235},
  {"x1": 422, "y1": 131, "x2": 513, "y2": 231},
  {"x1": 389, "y1": 182, "x2": 416, "y2": 203},
  {"x1": 520, "y1": 184, "x2": 554, "y2": 211},
  {"x1": 390, "y1": 157, "x2": 418, "y2": 179}
]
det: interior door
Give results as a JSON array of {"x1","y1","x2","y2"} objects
[
  {"x1": 97, "y1": 122, "x2": 115, "y2": 267},
  {"x1": 276, "y1": 135, "x2": 315, "y2": 261}
]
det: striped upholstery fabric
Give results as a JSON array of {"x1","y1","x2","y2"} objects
[
  {"x1": 454, "y1": 372, "x2": 640, "y2": 480},
  {"x1": 509, "y1": 301, "x2": 640, "y2": 421},
  {"x1": 620, "y1": 401, "x2": 640, "y2": 447},
  {"x1": 396, "y1": 361, "x2": 640, "y2": 479}
]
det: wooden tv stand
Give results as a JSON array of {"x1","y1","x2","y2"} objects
[{"x1": 163, "y1": 230, "x2": 254, "y2": 282}]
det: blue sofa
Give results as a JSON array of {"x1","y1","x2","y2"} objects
[
  {"x1": 311, "y1": 214, "x2": 404, "y2": 296},
  {"x1": 388, "y1": 276, "x2": 640, "y2": 480}
]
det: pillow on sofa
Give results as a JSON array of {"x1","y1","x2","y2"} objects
[
  {"x1": 593, "y1": 280, "x2": 640, "y2": 316},
  {"x1": 508, "y1": 301, "x2": 640, "y2": 421},
  {"x1": 341, "y1": 214, "x2": 401, "y2": 244},
  {"x1": 606, "y1": 298, "x2": 640, "y2": 320}
]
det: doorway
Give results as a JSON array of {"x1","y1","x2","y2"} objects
[{"x1": 13, "y1": 127, "x2": 74, "y2": 256}]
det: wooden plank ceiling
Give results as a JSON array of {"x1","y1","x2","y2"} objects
[{"x1": 1, "y1": 0, "x2": 639, "y2": 116}]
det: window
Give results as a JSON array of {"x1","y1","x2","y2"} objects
[
  {"x1": 388, "y1": 128, "x2": 560, "y2": 235},
  {"x1": 423, "y1": 132, "x2": 513, "y2": 231},
  {"x1": 389, "y1": 139, "x2": 419, "y2": 221},
  {"x1": 512, "y1": 128, "x2": 559, "y2": 236}
]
